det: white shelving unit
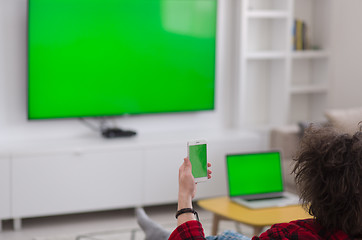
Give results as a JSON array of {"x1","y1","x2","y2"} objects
[{"x1": 239, "y1": 0, "x2": 330, "y2": 128}]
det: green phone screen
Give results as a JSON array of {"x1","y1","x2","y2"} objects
[{"x1": 189, "y1": 144, "x2": 207, "y2": 178}]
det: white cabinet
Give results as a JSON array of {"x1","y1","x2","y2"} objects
[
  {"x1": 143, "y1": 145, "x2": 185, "y2": 205},
  {"x1": 12, "y1": 150, "x2": 143, "y2": 218},
  {"x1": 0, "y1": 154, "x2": 11, "y2": 230},
  {"x1": 239, "y1": 0, "x2": 330, "y2": 128},
  {"x1": 2, "y1": 129, "x2": 263, "y2": 229}
]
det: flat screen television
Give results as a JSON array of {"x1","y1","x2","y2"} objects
[{"x1": 28, "y1": 0, "x2": 217, "y2": 120}]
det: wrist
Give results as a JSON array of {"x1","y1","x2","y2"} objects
[
  {"x1": 178, "y1": 193, "x2": 193, "y2": 210},
  {"x1": 176, "y1": 208, "x2": 199, "y2": 222},
  {"x1": 176, "y1": 212, "x2": 195, "y2": 226}
]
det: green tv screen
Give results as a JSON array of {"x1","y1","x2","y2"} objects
[{"x1": 28, "y1": 0, "x2": 217, "y2": 119}]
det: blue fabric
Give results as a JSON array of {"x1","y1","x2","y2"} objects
[{"x1": 205, "y1": 230, "x2": 251, "y2": 240}]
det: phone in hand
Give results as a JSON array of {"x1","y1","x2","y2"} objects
[{"x1": 187, "y1": 139, "x2": 208, "y2": 183}]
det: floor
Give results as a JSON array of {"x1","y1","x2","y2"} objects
[{"x1": 0, "y1": 204, "x2": 254, "y2": 240}]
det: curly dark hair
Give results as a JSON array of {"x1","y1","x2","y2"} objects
[{"x1": 293, "y1": 124, "x2": 362, "y2": 237}]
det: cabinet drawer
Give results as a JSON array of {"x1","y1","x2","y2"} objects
[
  {"x1": 12, "y1": 150, "x2": 143, "y2": 218},
  {"x1": 143, "y1": 146, "x2": 185, "y2": 205}
]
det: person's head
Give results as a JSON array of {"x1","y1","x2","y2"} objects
[{"x1": 293, "y1": 124, "x2": 362, "y2": 237}]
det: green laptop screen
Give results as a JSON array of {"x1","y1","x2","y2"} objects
[{"x1": 226, "y1": 152, "x2": 283, "y2": 197}]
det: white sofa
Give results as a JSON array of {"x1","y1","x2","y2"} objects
[{"x1": 270, "y1": 107, "x2": 362, "y2": 193}]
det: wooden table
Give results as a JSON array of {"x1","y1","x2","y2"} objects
[{"x1": 197, "y1": 196, "x2": 311, "y2": 236}]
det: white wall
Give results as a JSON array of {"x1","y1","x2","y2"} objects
[
  {"x1": 0, "y1": 0, "x2": 5, "y2": 130},
  {"x1": 2, "y1": 0, "x2": 362, "y2": 143},
  {"x1": 329, "y1": 0, "x2": 362, "y2": 109},
  {"x1": 0, "y1": 0, "x2": 239, "y2": 142}
]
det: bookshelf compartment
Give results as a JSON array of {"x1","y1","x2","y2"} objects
[
  {"x1": 293, "y1": 0, "x2": 330, "y2": 51},
  {"x1": 291, "y1": 58, "x2": 328, "y2": 91},
  {"x1": 247, "y1": 18, "x2": 287, "y2": 52},
  {"x1": 249, "y1": 0, "x2": 288, "y2": 11},
  {"x1": 289, "y1": 93, "x2": 327, "y2": 124},
  {"x1": 243, "y1": 60, "x2": 287, "y2": 126}
]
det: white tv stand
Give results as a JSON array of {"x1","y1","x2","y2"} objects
[{"x1": 0, "y1": 129, "x2": 263, "y2": 231}]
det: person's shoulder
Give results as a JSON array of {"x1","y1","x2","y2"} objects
[
  {"x1": 253, "y1": 218, "x2": 321, "y2": 240},
  {"x1": 289, "y1": 218, "x2": 318, "y2": 231},
  {"x1": 254, "y1": 219, "x2": 353, "y2": 240}
]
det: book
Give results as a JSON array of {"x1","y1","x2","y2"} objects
[
  {"x1": 293, "y1": 19, "x2": 309, "y2": 51},
  {"x1": 296, "y1": 19, "x2": 303, "y2": 50},
  {"x1": 292, "y1": 20, "x2": 297, "y2": 50},
  {"x1": 302, "y1": 21, "x2": 309, "y2": 50}
]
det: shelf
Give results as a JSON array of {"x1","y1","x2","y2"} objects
[
  {"x1": 248, "y1": 0, "x2": 288, "y2": 12},
  {"x1": 292, "y1": 50, "x2": 329, "y2": 59},
  {"x1": 247, "y1": 10, "x2": 289, "y2": 19},
  {"x1": 290, "y1": 85, "x2": 328, "y2": 94},
  {"x1": 247, "y1": 50, "x2": 329, "y2": 60},
  {"x1": 246, "y1": 51, "x2": 287, "y2": 59},
  {"x1": 240, "y1": 0, "x2": 329, "y2": 127}
]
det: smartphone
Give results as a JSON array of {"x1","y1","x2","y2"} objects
[{"x1": 187, "y1": 139, "x2": 208, "y2": 183}]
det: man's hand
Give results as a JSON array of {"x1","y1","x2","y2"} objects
[
  {"x1": 178, "y1": 157, "x2": 196, "y2": 200},
  {"x1": 177, "y1": 157, "x2": 212, "y2": 226},
  {"x1": 178, "y1": 157, "x2": 212, "y2": 200}
]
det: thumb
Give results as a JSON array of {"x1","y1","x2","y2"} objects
[{"x1": 184, "y1": 157, "x2": 192, "y2": 168}]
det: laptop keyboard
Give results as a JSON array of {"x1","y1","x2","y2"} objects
[{"x1": 245, "y1": 196, "x2": 286, "y2": 202}]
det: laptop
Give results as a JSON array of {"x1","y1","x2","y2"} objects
[{"x1": 226, "y1": 151, "x2": 300, "y2": 209}]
